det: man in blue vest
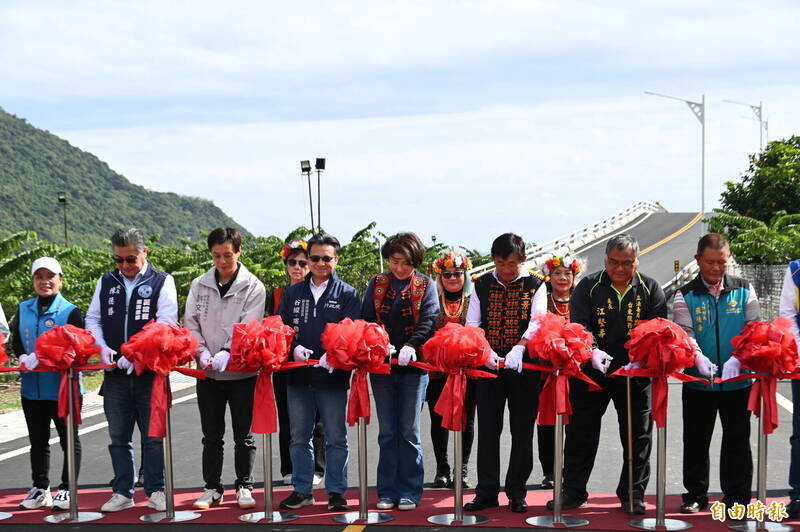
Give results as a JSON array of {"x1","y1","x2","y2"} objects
[
  {"x1": 85, "y1": 228, "x2": 179, "y2": 513},
  {"x1": 779, "y1": 258, "x2": 800, "y2": 518},
  {"x1": 673, "y1": 233, "x2": 760, "y2": 513}
]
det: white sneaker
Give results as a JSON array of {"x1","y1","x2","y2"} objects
[
  {"x1": 282, "y1": 474, "x2": 292, "y2": 485},
  {"x1": 147, "y1": 490, "x2": 166, "y2": 511},
  {"x1": 313, "y1": 472, "x2": 324, "y2": 486},
  {"x1": 52, "y1": 489, "x2": 70, "y2": 511},
  {"x1": 101, "y1": 493, "x2": 134, "y2": 512},
  {"x1": 19, "y1": 487, "x2": 53, "y2": 510},
  {"x1": 237, "y1": 487, "x2": 256, "y2": 509},
  {"x1": 193, "y1": 489, "x2": 223, "y2": 509}
]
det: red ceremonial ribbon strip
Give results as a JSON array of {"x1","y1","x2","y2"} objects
[
  {"x1": 147, "y1": 367, "x2": 207, "y2": 438},
  {"x1": 611, "y1": 367, "x2": 709, "y2": 428},
  {"x1": 389, "y1": 359, "x2": 498, "y2": 432},
  {"x1": 515, "y1": 362, "x2": 601, "y2": 425},
  {"x1": 247, "y1": 359, "x2": 320, "y2": 435},
  {"x1": 712, "y1": 372, "x2": 800, "y2": 434}
]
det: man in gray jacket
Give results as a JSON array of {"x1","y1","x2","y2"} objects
[{"x1": 183, "y1": 227, "x2": 266, "y2": 510}]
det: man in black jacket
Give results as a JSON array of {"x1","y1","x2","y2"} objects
[{"x1": 551, "y1": 233, "x2": 666, "y2": 515}]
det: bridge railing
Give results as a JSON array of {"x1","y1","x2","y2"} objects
[{"x1": 469, "y1": 201, "x2": 667, "y2": 277}]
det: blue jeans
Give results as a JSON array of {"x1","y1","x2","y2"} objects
[
  {"x1": 102, "y1": 371, "x2": 164, "y2": 497},
  {"x1": 790, "y1": 380, "x2": 800, "y2": 499},
  {"x1": 370, "y1": 372, "x2": 428, "y2": 503},
  {"x1": 287, "y1": 384, "x2": 348, "y2": 495}
]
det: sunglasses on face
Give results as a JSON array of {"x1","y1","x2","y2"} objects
[
  {"x1": 442, "y1": 271, "x2": 465, "y2": 279},
  {"x1": 309, "y1": 255, "x2": 336, "y2": 263},
  {"x1": 286, "y1": 258, "x2": 308, "y2": 268},
  {"x1": 113, "y1": 256, "x2": 138, "y2": 264}
]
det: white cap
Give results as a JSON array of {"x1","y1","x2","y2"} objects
[{"x1": 31, "y1": 257, "x2": 63, "y2": 276}]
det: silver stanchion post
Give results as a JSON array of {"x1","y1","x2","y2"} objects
[
  {"x1": 528, "y1": 370, "x2": 588, "y2": 528},
  {"x1": 333, "y1": 417, "x2": 393, "y2": 524},
  {"x1": 44, "y1": 368, "x2": 102, "y2": 523},
  {"x1": 728, "y1": 391, "x2": 791, "y2": 532},
  {"x1": 429, "y1": 369, "x2": 489, "y2": 526},
  {"x1": 239, "y1": 432, "x2": 298, "y2": 523},
  {"x1": 141, "y1": 376, "x2": 200, "y2": 523},
  {"x1": 630, "y1": 423, "x2": 691, "y2": 530}
]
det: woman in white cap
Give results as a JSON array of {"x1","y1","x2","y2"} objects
[{"x1": 9, "y1": 257, "x2": 84, "y2": 511}]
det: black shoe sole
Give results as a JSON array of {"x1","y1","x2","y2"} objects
[{"x1": 464, "y1": 500, "x2": 499, "y2": 511}]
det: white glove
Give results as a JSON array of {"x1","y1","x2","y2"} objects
[
  {"x1": 504, "y1": 345, "x2": 525, "y2": 373},
  {"x1": 398, "y1": 345, "x2": 416, "y2": 366},
  {"x1": 486, "y1": 351, "x2": 500, "y2": 370},
  {"x1": 20, "y1": 353, "x2": 39, "y2": 370},
  {"x1": 722, "y1": 357, "x2": 741, "y2": 381},
  {"x1": 388, "y1": 344, "x2": 397, "y2": 356},
  {"x1": 315, "y1": 353, "x2": 334, "y2": 374},
  {"x1": 694, "y1": 353, "x2": 717, "y2": 377},
  {"x1": 211, "y1": 350, "x2": 230, "y2": 372},
  {"x1": 100, "y1": 345, "x2": 116, "y2": 365},
  {"x1": 623, "y1": 361, "x2": 641, "y2": 371},
  {"x1": 197, "y1": 349, "x2": 212, "y2": 369},
  {"x1": 293, "y1": 344, "x2": 313, "y2": 362},
  {"x1": 117, "y1": 356, "x2": 134, "y2": 375},
  {"x1": 591, "y1": 348, "x2": 613, "y2": 374}
]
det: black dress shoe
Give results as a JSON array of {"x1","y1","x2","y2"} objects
[
  {"x1": 679, "y1": 500, "x2": 707, "y2": 514},
  {"x1": 464, "y1": 496, "x2": 499, "y2": 511},
  {"x1": 546, "y1": 494, "x2": 586, "y2": 510},
  {"x1": 787, "y1": 499, "x2": 800, "y2": 519},
  {"x1": 432, "y1": 474, "x2": 451, "y2": 488},
  {"x1": 539, "y1": 475, "x2": 554, "y2": 490},
  {"x1": 621, "y1": 499, "x2": 646, "y2": 515},
  {"x1": 509, "y1": 497, "x2": 528, "y2": 513}
]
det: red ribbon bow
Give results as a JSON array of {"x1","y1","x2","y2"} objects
[
  {"x1": 230, "y1": 316, "x2": 295, "y2": 434},
  {"x1": 321, "y1": 318, "x2": 391, "y2": 426},
  {"x1": 121, "y1": 321, "x2": 202, "y2": 437}
]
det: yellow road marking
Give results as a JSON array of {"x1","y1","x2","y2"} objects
[
  {"x1": 343, "y1": 525, "x2": 367, "y2": 532},
  {"x1": 639, "y1": 212, "x2": 703, "y2": 257}
]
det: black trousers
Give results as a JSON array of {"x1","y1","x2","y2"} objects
[
  {"x1": 563, "y1": 374, "x2": 652, "y2": 503},
  {"x1": 273, "y1": 371, "x2": 325, "y2": 478},
  {"x1": 536, "y1": 423, "x2": 554, "y2": 478},
  {"x1": 22, "y1": 397, "x2": 81, "y2": 490},
  {"x1": 682, "y1": 386, "x2": 752, "y2": 505},
  {"x1": 196, "y1": 376, "x2": 257, "y2": 492},
  {"x1": 426, "y1": 376, "x2": 477, "y2": 475},
  {"x1": 475, "y1": 370, "x2": 539, "y2": 500}
]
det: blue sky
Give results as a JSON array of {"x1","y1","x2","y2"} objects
[{"x1": 2, "y1": 1, "x2": 799, "y2": 250}]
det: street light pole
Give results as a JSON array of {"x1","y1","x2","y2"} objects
[
  {"x1": 723, "y1": 99, "x2": 764, "y2": 151},
  {"x1": 57, "y1": 192, "x2": 69, "y2": 247},
  {"x1": 645, "y1": 91, "x2": 706, "y2": 216},
  {"x1": 300, "y1": 161, "x2": 314, "y2": 232}
]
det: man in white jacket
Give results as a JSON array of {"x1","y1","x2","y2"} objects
[
  {"x1": 183, "y1": 227, "x2": 266, "y2": 510},
  {"x1": 779, "y1": 260, "x2": 800, "y2": 519}
]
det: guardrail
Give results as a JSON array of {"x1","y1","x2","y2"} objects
[{"x1": 469, "y1": 201, "x2": 667, "y2": 277}]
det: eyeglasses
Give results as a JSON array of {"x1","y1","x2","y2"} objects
[
  {"x1": 606, "y1": 257, "x2": 636, "y2": 269},
  {"x1": 113, "y1": 256, "x2": 139, "y2": 264},
  {"x1": 442, "y1": 271, "x2": 465, "y2": 279},
  {"x1": 286, "y1": 258, "x2": 308, "y2": 268},
  {"x1": 309, "y1": 255, "x2": 336, "y2": 263}
]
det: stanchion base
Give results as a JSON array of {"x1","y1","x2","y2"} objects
[
  {"x1": 630, "y1": 517, "x2": 692, "y2": 530},
  {"x1": 728, "y1": 520, "x2": 793, "y2": 531},
  {"x1": 44, "y1": 511, "x2": 104, "y2": 524},
  {"x1": 238, "y1": 511, "x2": 299, "y2": 523},
  {"x1": 0, "y1": 512, "x2": 12, "y2": 521},
  {"x1": 333, "y1": 511, "x2": 394, "y2": 524},
  {"x1": 428, "y1": 513, "x2": 490, "y2": 526},
  {"x1": 139, "y1": 510, "x2": 202, "y2": 522},
  {"x1": 526, "y1": 515, "x2": 590, "y2": 528}
]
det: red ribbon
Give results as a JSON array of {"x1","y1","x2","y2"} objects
[
  {"x1": 348, "y1": 364, "x2": 390, "y2": 426},
  {"x1": 148, "y1": 374, "x2": 171, "y2": 438},
  {"x1": 712, "y1": 372, "x2": 800, "y2": 434},
  {"x1": 522, "y1": 362, "x2": 601, "y2": 425},
  {"x1": 612, "y1": 367, "x2": 709, "y2": 428}
]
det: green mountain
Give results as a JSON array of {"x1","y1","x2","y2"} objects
[{"x1": 0, "y1": 107, "x2": 248, "y2": 249}]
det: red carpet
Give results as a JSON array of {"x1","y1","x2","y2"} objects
[{"x1": 1, "y1": 487, "x2": 797, "y2": 529}]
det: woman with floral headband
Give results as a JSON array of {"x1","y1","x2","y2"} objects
[
  {"x1": 535, "y1": 254, "x2": 583, "y2": 490},
  {"x1": 425, "y1": 250, "x2": 476, "y2": 490},
  {"x1": 266, "y1": 240, "x2": 325, "y2": 487}
]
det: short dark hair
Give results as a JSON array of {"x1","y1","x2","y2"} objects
[
  {"x1": 381, "y1": 232, "x2": 426, "y2": 268},
  {"x1": 308, "y1": 232, "x2": 341, "y2": 255},
  {"x1": 490, "y1": 233, "x2": 526, "y2": 259},
  {"x1": 696, "y1": 233, "x2": 729, "y2": 256},
  {"x1": 284, "y1": 248, "x2": 308, "y2": 262},
  {"x1": 111, "y1": 227, "x2": 145, "y2": 251},
  {"x1": 207, "y1": 227, "x2": 242, "y2": 252}
]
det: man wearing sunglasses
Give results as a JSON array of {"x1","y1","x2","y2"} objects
[
  {"x1": 85, "y1": 227, "x2": 179, "y2": 513},
  {"x1": 278, "y1": 233, "x2": 361, "y2": 513}
]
